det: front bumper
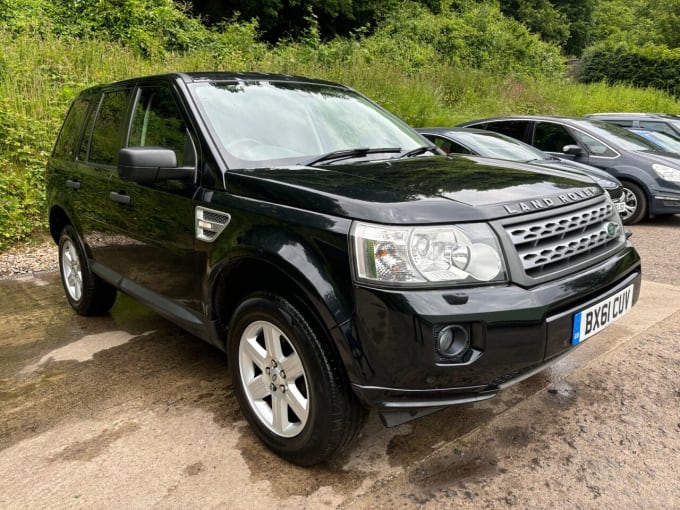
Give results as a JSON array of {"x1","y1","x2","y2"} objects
[
  {"x1": 343, "y1": 243, "x2": 641, "y2": 423},
  {"x1": 650, "y1": 189, "x2": 680, "y2": 215}
]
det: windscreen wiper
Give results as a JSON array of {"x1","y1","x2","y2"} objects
[
  {"x1": 399, "y1": 146, "x2": 440, "y2": 158},
  {"x1": 301, "y1": 147, "x2": 402, "y2": 167}
]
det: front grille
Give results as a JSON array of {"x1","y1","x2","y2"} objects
[{"x1": 504, "y1": 198, "x2": 624, "y2": 279}]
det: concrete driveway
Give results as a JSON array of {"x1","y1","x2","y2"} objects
[{"x1": 1, "y1": 220, "x2": 679, "y2": 509}]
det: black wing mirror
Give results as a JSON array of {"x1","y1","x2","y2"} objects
[{"x1": 118, "y1": 147, "x2": 194, "y2": 183}]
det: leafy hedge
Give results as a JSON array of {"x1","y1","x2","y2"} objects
[{"x1": 578, "y1": 42, "x2": 680, "y2": 97}]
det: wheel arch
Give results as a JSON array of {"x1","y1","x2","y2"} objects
[
  {"x1": 49, "y1": 205, "x2": 72, "y2": 244},
  {"x1": 207, "y1": 240, "x2": 360, "y2": 381}
]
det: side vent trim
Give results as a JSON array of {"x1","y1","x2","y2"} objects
[{"x1": 195, "y1": 206, "x2": 231, "y2": 243}]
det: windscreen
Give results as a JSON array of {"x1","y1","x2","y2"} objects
[
  {"x1": 573, "y1": 119, "x2": 660, "y2": 151},
  {"x1": 190, "y1": 80, "x2": 424, "y2": 168},
  {"x1": 454, "y1": 131, "x2": 548, "y2": 162}
]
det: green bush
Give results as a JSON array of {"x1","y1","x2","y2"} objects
[
  {"x1": 578, "y1": 42, "x2": 680, "y2": 97},
  {"x1": 358, "y1": 2, "x2": 565, "y2": 77}
]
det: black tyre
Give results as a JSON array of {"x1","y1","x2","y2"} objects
[
  {"x1": 620, "y1": 181, "x2": 647, "y2": 225},
  {"x1": 58, "y1": 225, "x2": 117, "y2": 316},
  {"x1": 227, "y1": 292, "x2": 366, "y2": 466}
]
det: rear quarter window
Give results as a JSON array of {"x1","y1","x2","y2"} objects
[{"x1": 52, "y1": 96, "x2": 91, "y2": 159}]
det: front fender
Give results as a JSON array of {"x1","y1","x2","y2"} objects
[{"x1": 205, "y1": 222, "x2": 360, "y2": 373}]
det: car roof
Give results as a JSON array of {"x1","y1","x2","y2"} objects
[
  {"x1": 459, "y1": 115, "x2": 583, "y2": 124},
  {"x1": 417, "y1": 126, "x2": 490, "y2": 135},
  {"x1": 585, "y1": 112, "x2": 680, "y2": 120},
  {"x1": 77, "y1": 72, "x2": 350, "y2": 95},
  {"x1": 457, "y1": 115, "x2": 617, "y2": 132}
]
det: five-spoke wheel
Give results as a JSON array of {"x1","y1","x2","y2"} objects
[
  {"x1": 238, "y1": 320, "x2": 309, "y2": 438},
  {"x1": 227, "y1": 292, "x2": 366, "y2": 466}
]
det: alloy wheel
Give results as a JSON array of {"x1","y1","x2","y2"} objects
[{"x1": 238, "y1": 320, "x2": 309, "y2": 438}]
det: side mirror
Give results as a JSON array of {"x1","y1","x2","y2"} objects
[
  {"x1": 563, "y1": 144, "x2": 585, "y2": 156},
  {"x1": 118, "y1": 147, "x2": 194, "y2": 183}
]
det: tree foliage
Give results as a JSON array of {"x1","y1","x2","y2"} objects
[
  {"x1": 360, "y1": 2, "x2": 564, "y2": 76},
  {"x1": 552, "y1": 0, "x2": 596, "y2": 56},
  {"x1": 189, "y1": 0, "x2": 404, "y2": 42},
  {"x1": 499, "y1": 0, "x2": 569, "y2": 48}
]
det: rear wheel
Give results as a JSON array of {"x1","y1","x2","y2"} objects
[
  {"x1": 58, "y1": 225, "x2": 117, "y2": 315},
  {"x1": 620, "y1": 181, "x2": 647, "y2": 225},
  {"x1": 227, "y1": 292, "x2": 365, "y2": 466}
]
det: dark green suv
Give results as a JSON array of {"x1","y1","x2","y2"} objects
[{"x1": 47, "y1": 73, "x2": 641, "y2": 465}]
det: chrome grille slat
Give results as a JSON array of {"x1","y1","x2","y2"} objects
[{"x1": 504, "y1": 199, "x2": 623, "y2": 278}]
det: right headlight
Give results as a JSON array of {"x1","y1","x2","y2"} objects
[
  {"x1": 351, "y1": 221, "x2": 507, "y2": 287},
  {"x1": 652, "y1": 163, "x2": 680, "y2": 182}
]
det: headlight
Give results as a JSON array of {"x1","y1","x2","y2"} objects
[
  {"x1": 595, "y1": 177, "x2": 618, "y2": 190},
  {"x1": 351, "y1": 222, "x2": 506, "y2": 286},
  {"x1": 652, "y1": 163, "x2": 680, "y2": 182}
]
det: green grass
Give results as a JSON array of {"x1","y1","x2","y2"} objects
[{"x1": 1, "y1": 29, "x2": 680, "y2": 251}]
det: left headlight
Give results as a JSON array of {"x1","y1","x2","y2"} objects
[
  {"x1": 351, "y1": 222, "x2": 507, "y2": 286},
  {"x1": 652, "y1": 163, "x2": 680, "y2": 182}
]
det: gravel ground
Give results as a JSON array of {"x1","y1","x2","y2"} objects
[{"x1": 0, "y1": 235, "x2": 58, "y2": 279}]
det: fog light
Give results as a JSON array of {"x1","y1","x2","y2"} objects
[{"x1": 437, "y1": 325, "x2": 470, "y2": 359}]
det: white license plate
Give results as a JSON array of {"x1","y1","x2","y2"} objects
[
  {"x1": 571, "y1": 284, "x2": 634, "y2": 345},
  {"x1": 615, "y1": 200, "x2": 626, "y2": 213}
]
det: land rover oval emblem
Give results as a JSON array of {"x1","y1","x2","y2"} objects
[{"x1": 607, "y1": 222, "x2": 620, "y2": 237}]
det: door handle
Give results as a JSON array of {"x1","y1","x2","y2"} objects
[
  {"x1": 109, "y1": 191, "x2": 131, "y2": 205},
  {"x1": 66, "y1": 179, "x2": 81, "y2": 190}
]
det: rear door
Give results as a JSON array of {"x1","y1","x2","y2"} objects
[{"x1": 65, "y1": 87, "x2": 133, "y2": 259}]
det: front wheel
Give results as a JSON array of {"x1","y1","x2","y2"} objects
[
  {"x1": 620, "y1": 181, "x2": 647, "y2": 225},
  {"x1": 227, "y1": 292, "x2": 365, "y2": 466},
  {"x1": 58, "y1": 225, "x2": 117, "y2": 315}
]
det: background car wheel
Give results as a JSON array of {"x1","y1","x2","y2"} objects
[
  {"x1": 58, "y1": 225, "x2": 117, "y2": 315},
  {"x1": 619, "y1": 181, "x2": 647, "y2": 225},
  {"x1": 227, "y1": 292, "x2": 366, "y2": 466}
]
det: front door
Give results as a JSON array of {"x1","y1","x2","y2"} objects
[{"x1": 102, "y1": 84, "x2": 203, "y2": 312}]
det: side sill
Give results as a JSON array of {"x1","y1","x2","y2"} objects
[{"x1": 92, "y1": 262, "x2": 223, "y2": 350}]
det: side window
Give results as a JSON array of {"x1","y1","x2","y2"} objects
[
  {"x1": 443, "y1": 139, "x2": 472, "y2": 155},
  {"x1": 89, "y1": 89, "x2": 132, "y2": 166},
  {"x1": 129, "y1": 86, "x2": 195, "y2": 167},
  {"x1": 640, "y1": 121, "x2": 676, "y2": 137},
  {"x1": 534, "y1": 123, "x2": 577, "y2": 153},
  {"x1": 484, "y1": 121, "x2": 527, "y2": 141},
  {"x1": 609, "y1": 120, "x2": 634, "y2": 128},
  {"x1": 572, "y1": 130, "x2": 617, "y2": 157},
  {"x1": 423, "y1": 135, "x2": 471, "y2": 155},
  {"x1": 53, "y1": 97, "x2": 90, "y2": 159}
]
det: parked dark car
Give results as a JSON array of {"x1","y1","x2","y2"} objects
[
  {"x1": 458, "y1": 115, "x2": 680, "y2": 224},
  {"x1": 585, "y1": 113, "x2": 680, "y2": 139},
  {"x1": 416, "y1": 127, "x2": 626, "y2": 214},
  {"x1": 47, "y1": 74, "x2": 641, "y2": 465}
]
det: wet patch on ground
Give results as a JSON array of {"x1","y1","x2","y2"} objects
[{"x1": 48, "y1": 422, "x2": 142, "y2": 463}]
